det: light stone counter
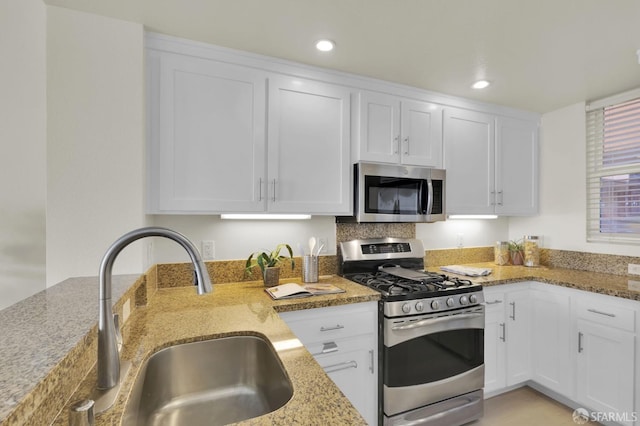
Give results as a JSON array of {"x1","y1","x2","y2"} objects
[
  {"x1": 2, "y1": 274, "x2": 379, "y2": 425},
  {"x1": 4, "y1": 260, "x2": 640, "y2": 425},
  {"x1": 427, "y1": 262, "x2": 640, "y2": 301}
]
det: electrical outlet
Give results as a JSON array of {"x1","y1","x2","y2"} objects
[
  {"x1": 202, "y1": 240, "x2": 215, "y2": 260},
  {"x1": 456, "y1": 233, "x2": 464, "y2": 248},
  {"x1": 628, "y1": 263, "x2": 640, "y2": 275},
  {"x1": 318, "y1": 237, "x2": 328, "y2": 253}
]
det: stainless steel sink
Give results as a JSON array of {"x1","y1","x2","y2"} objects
[{"x1": 122, "y1": 335, "x2": 293, "y2": 425}]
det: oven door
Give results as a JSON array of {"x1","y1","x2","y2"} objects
[{"x1": 382, "y1": 305, "x2": 485, "y2": 417}]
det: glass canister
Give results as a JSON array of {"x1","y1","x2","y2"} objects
[
  {"x1": 524, "y1": 235, "x2": 540, "y2": 267},
  {"x1": 494, "y1": 241, "x2": 510, "y2": 266}
]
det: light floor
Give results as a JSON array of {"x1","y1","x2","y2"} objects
[{"x1": 470, "y1": 386, "x2": 596, "y2": 426}]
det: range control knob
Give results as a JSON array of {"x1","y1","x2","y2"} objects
[
  {"x1": 415, "y1": 301, "x2": 424, "y2": 312},
  {"x1": 402, "y1": 303, "x2": 411, "y2": 314},
  {"x1": 460, "y1": 295, "x2": 469, "y2": 305},
  {"x1": 469, "y1": 294, "x2": 478, "y2": 304},
  {"x1": 431, "y1": 300, "x2": 441, "y2": 310},
  {"x1": 446, "y1": 297, "x2": 455, "y2": 307}
]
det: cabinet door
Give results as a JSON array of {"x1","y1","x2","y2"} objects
[
  {"x1": 576, "y1": 320, "x2": 635, "y2": 425},
  {"x1": 530, "y1": 289, "x2": 573, "y2": 396},
  {"x1": 356, "y1": 91, "x2": 401, "y2": 164},
  {"x1": 316, "y1": 340, "x2": 377, "y2": 425},
  {"x1": 484, "y1": 297, "x2": 506, "y2": 394},
  {"x1": 505, "y1": 289, "x2": 531, "y2": 385},
  {"x1": 150, "y1": 52, "x2": 266, "y2": 213},
  {"x1": 400, "y1": 100, "x2": 443, "y2": 167},
  {"x1": 267, "y1": 76, "x2": 351, "y2": 214},
  {"x1": 444, "y1": 108, "x2": 495, "y2": 215},
  {"x1": 495, "y1": 117, "x2": 538, "y2": 215}
]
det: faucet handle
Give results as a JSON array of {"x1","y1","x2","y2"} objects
[{"x1": 113, "y1": 313, "x2": 123, "y2": 353}]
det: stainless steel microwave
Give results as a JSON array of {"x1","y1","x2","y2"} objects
[{"x1": 337, "y1": 162, "x2": 446, "y2": 223}]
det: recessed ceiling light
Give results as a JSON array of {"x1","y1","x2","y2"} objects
[
  {"x1": 472, "y1": 80, "x2": 491, "y2": 89},
  {"x1": 315, "y1": 39, "x2": 335, "y2": 52}
]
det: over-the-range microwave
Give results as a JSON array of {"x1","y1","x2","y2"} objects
[{"x1": 337, "y1": 162, "x2": 446, "y2": 223}]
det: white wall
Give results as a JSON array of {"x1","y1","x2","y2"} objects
[
  {"x1": 0, "y1": 0, "x2": 47, "y2": 310},
  {"x1": 417, "y1": 217, "x2": 509, "y2": 249},
  {"x1": 46, "y1": 6, "x2": 147, "y2": 285},
  {"x1": 509, "y1": 101, "x2": 639, "y2": 255},
  {"x1": 150, "y1": 215, "x2": 336, "y2": 262}
]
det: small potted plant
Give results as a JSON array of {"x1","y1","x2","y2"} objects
[
  {"x1": 245, "y1": 243, "x2": 295, "y2": 286},
  {"x1": 508, "y1": 239, "x2": 525, "y2": 265}
]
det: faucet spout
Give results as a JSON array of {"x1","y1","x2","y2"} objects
[{"x1": 97, "y1": 227, "x2": 212, "y2": 390}]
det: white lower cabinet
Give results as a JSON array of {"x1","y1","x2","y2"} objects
[
  {"x1": 574, "y1": 294, "x2": 636, "y2": 426},
  {"x1": 279, "y1": 302, "x2": 378, "y2": 425},
  {"x1": 530, "y1": 287, "x2": 573, "y2": 396},
  {"x1": 484, "y1": 282, "x2": 639, "y2": 426},
  {"x1": 483, "y1": 283, "x2": 531, "y2": 394}
]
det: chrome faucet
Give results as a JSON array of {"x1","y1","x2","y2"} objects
[{"x1": 97, "y1": 227, "x2": 212, "y2": 390}]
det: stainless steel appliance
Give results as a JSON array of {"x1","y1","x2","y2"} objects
[
  {"x1": 340, "y1": 238, "x2": 485, "y2": 426},
  {"x1": 336, "y1": 162, "x2": 446, "y2": 223}
]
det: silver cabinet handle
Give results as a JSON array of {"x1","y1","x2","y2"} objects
[
  {"x1": 320, "y1": 324, "x2": 344, "y2": 332},
  {"x1": 258, "y1": 178, "x2": 263, "y2": 201},
  {"x1": 393, "y1": 136, "x2": 399, "y2": 154},
  {"x1": 509, "y1": 301, "x2": 516, "y2": 320},
  {"x1": 403, "y1": 136, "x2": 409, "y2": 155},
  {"x1": 578, "y1": 332, "x2": 584, "y2": 353},
  {"x1": 324, "y1": 360, "x2": 358, "y2": 374},
  {"x1": 312, "y1": 341, "x2": 338, "y2": 356},
  {"x1": 490, "y1": 191, "x2": 496, "y2": 206},
  {"x1": 369, "y1": 349, "x2": 374, "y2": 374},
  {"x1": 497, "y1": 190, "x2": 504, "y2": 206},
  {"x1": 271, "y1": 179, "x2": 276, "y2": 202},
  {"x1": 499, "y1": 322, "x2": 506, "y2": 342},
  {"x1": 587, "y1": 308, "x2": 616, "y2": 318},
  {"x1": 485, "y1": 299, "x2": 503, "y2": 305}
]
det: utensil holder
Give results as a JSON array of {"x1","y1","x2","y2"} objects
[{"x1": 302, "y1": 255, "x2": 318, "y2": 283}]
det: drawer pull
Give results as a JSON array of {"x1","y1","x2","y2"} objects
[
  {"x1": 587, "y1": 308, "x2": 616, "y2": 318},
  {"x1": 485, "y1": 300, "x2": 503, "y2": 305},
  {"x1": 499, "y1": 323, "x2": 506, "y2": 342},
  {"x1": 320, "y1": 324, "x2": 344, "y2": 332},
  {"x1": 312, "y1": 341, "x2": 339, "y2": 356},
  {"x1": 509, "y1": 301, "x2": 516, "y2": 320},
  {"x1": 324, "y1": 360, "x2": 358, "y2": 374}
]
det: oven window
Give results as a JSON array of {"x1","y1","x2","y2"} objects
[
  {"x1": 365, "y1": 176, "x2": 425, "y2": 215},
  {"x1": 384, "y1": 328, "x2": 484, "y2": 387}
]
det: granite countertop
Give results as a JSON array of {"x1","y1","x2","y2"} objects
[
  {"x1": 3, "y1": 262, "x2": 640, "y2": 425},
  {"x1": 428, "y1": 262, "x2": 640, "y2": 300},
  {"x1": 52, "y1": 276, "x2": 380, "y2": 425}
]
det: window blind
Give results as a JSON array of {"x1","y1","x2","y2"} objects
[{"x1": 586, "y1": 96, "x2": 640, "y2": 243}]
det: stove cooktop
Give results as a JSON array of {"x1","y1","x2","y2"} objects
[{"x1": 343, "y1": 270, "x2": 480, "y2": 302}]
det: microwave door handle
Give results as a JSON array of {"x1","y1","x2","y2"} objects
[{"x1": 427, "y1": 179, "x2": 434, "y2": 214}]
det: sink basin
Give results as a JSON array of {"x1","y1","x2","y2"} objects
[{"x1": 122, "y1": 335, "x2": 293, "y2": 425}]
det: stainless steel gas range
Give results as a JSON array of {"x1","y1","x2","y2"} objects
[{"x1": 340, "y1": 238, "x2": 485, "y2": 426}]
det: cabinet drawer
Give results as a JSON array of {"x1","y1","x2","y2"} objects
[
  {"x1": 280, "y1": 303, "x2": 377, "y2": 344},
  {"x1": 575, "y1": 298, "x2": 635, "y2": 332}
]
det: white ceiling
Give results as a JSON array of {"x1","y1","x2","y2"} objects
[{"x1": 44, "y1": 0, "x2": 640, "y2": 113}]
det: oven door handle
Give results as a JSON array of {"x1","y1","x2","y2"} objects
[{"x1": 391, "y1": 312, "x2": 484, "y2": 331}]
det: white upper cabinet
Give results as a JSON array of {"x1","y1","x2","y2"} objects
[
  {"x1": 267, "y1": 76, "x2": 351, "y2": 214},
  {"x1": 355, "y1": 91, "x2": 443, "y2": 167},
  {"x1": 496, "y1": 116, "x2": 539, "y2": 215},
  {"x1": 444, "y1": 107, "x2": 538, "y2": 216},
  {"x1": 147, "y1": 52, "x2": 266, "y2": 214},
  {"x1": 146, "y1": 44, "x2": 351, "y2": 215}
]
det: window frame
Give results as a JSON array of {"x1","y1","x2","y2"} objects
[{"x1": 586, "y1": 88, "x2": 640, "y2": 244}]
